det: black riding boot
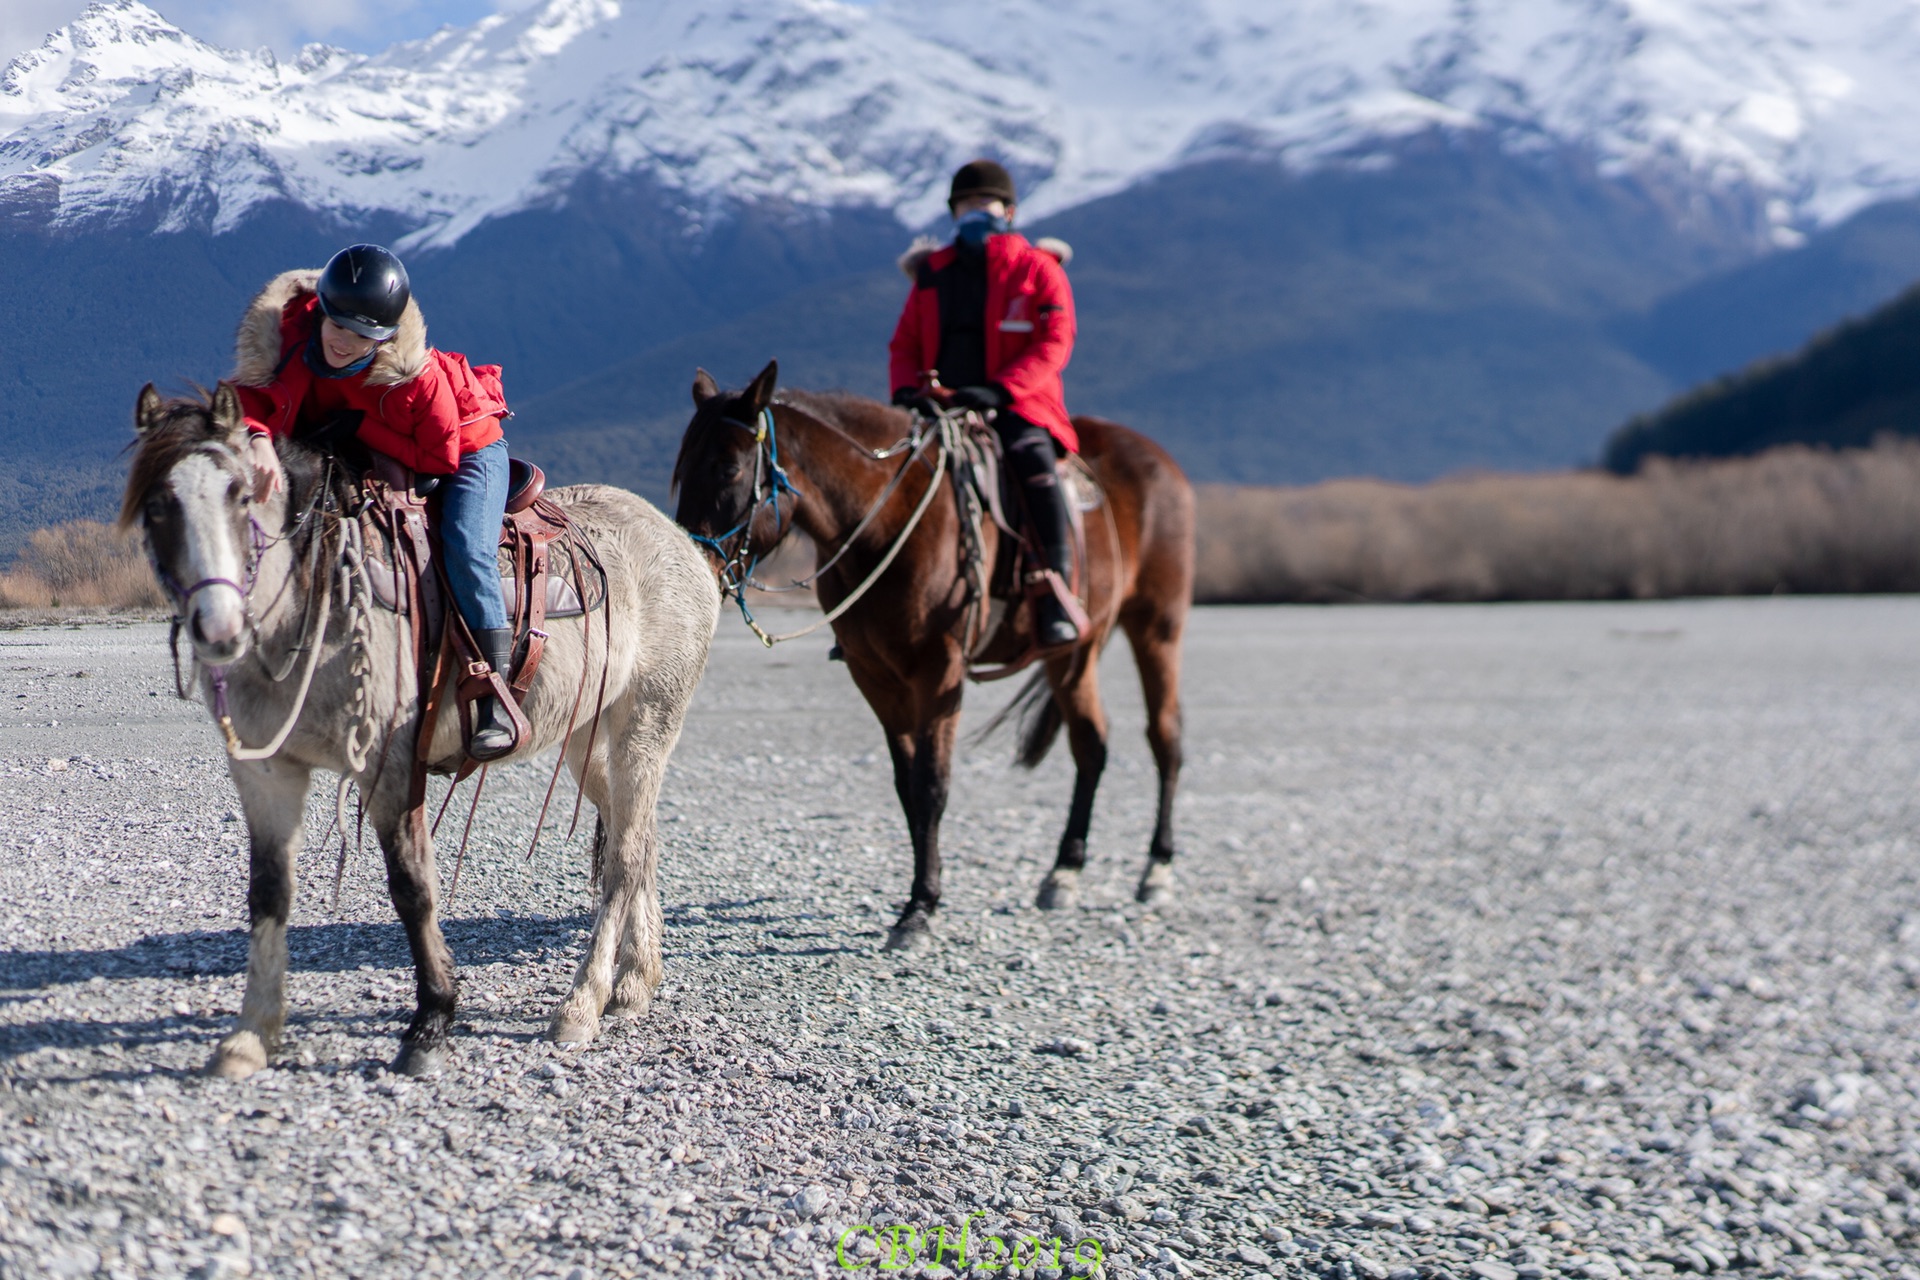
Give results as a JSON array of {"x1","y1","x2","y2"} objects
[
  {"x1": 999, "y1": 419, "x2": 1080, "y2": 648},
  {"x1": 470, "y1": 627, "x2": 519, "y2": 761}
]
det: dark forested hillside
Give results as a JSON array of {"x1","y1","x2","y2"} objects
[
  {"x1": 504, "y1": 142, "x2": 1752, "y2": 499},
  {"x1": 12, "y1": 137, "x2": 1920, "y2": 555},
  {"x1": 1603, "y1": 283, "x2": 1920, "y2": 473}
]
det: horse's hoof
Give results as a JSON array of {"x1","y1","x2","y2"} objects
[
  {"x1": 602, "y1": 990, "x2": 656, "y2": 1020},
  {"x1": 1136, "y1": 859, "x2": 1174, "y2": 905},
  {"x1": 1036, "y1": 868, "x2": 1082, "y2": 911},
  {"x1": 393, "y1": 1041, "x2": 450, "y2": 1078},
  {"x1": 603, "y1": 963, "x2": 661, "y2": 1020},
  {"x1": 883, "y1": 907, "x2": 934, "y2": 952},
  {"x1": 208, "y1": 1031, "x2": 268, "y2": 1080},
  {"x1": 549, "y1": 1009, "x2": 600, "y2": 1045}
]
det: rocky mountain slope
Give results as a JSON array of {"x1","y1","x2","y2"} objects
[{"x1": 6, "y1": 0, "x2": 1920, "y2": 549}]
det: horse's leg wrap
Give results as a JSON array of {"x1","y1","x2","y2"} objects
[{"x1": 212, "y1": 760, "x2": 311, "y2": 1078}]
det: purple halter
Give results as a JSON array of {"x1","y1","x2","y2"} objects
[
  {"x1": 157, "y1": 514, "x2": 268, "y2": 722},
  {"x1": 155, "y1": 515, "x2": 267, "y2": 615}
]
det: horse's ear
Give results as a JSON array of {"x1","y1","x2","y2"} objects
[
  {"x1": 209, "y1": 381, "x2": 245, "y2": 437},
  {"x1": 135, "y1": 384, "x2": 164, "y2": 436},
  {"x1": 744, "y1": 359, "x2": 780, "y2": 413},
  {"x1": 692, "y1": 368, "x2": 720, "y2": 405}
]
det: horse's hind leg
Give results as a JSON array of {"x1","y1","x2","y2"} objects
[
  {"x1": 552, "y1": 693, "x2": 681, "y2": 1042},
  {"x1": 372, "y1": 789, "x2": 458, "y2": 1076},
  {"x1": 604, "y1": 820, "x2": 664, "y2": 1019},
  {"x1": 1036, "y1": 653, "x2": 1110, "y2": 910},
  {"x1": 1124, "y1": 599, "x2": 1186, "y2": 904},
  {"x1": 210, "y1": 759, "x2": 311, "y2": 1079}
]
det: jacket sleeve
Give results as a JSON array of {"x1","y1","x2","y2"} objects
[
  {"x1": 357, "y1": 365, "x2": 464, "y2": 475},
  {"x1": 887, "y1": 283, "x2": 927, "y2": 396},
  {"x1": 992, "y1": 255, "x2": 1075, "y2": 405},
  {"x1": 236, "y1": 384, "x2": 279, "y2": 438}
]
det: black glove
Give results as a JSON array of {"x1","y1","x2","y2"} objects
[
  {"x1": 950, "y1": 384, "x2": 1008, "y2": 411},
  {"x1": 891, "y1": 387, "x2": 942, "y2": 417}
]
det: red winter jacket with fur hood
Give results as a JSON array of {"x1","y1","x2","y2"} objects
[
  {"x1": 232, "y1": 270, "x2": 508, "y2": 476},
  {"x1": 888, "y1": 232, "x2": 1078, "y2": 452}
]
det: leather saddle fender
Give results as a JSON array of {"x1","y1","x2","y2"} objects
[{"x1": 359, "y1": 452, "x2": 596, "y2": 775}]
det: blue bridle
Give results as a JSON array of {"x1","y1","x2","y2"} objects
[{"x1": 687, "y1": 405, "x2": 798, "y2": 629}]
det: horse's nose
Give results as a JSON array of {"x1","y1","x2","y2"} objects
[{"x1": 190, "y1": 591, "x2": 247, "y2": 663}]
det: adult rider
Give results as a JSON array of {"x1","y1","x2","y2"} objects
[{"x1": 888, "y1": 159, "x2": 1083, "y2": 648}]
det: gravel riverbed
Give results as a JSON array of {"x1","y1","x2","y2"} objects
[{"x1": 4, "y1": 600, "x2": 1920, "y2": 1280}]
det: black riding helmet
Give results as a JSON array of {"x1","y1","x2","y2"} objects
[{"x1": 316, "y1": 244, "x2": 410, "y2": 341}]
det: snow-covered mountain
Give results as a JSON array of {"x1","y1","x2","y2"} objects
[{"x1": 4, "y1": 0, "x2": 1920, "y2": 249}]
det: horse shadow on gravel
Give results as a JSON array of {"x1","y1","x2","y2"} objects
[
  {"x1": 0, "y1": 896, "x2": 861, "y2": 1066},
  {"x1": 0, "y1": 895, "x2": 847, "y2": 992},
  {"x1": 0, "y1": 911, "x2": 593, "y2": 994},
  {"x1": 0, "y1": 913, "x2": 579, "y2": 1069}
]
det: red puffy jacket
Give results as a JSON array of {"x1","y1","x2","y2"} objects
[
  {"x1": 888, "y1": 232, "x2": 1078, "y2": 452},
  {"x1": 232, "y1": 274, "x2": 507, "y2": 476}
]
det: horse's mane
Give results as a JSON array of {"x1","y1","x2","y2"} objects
[
  {"x1": 775, "y1": 388, "x2": 893, "y2": 437},
  {"x1": 119, "y1": 390, "x2": 328, "y2": 529},
  {"x1": 672, "y1": 384, "x2": 900, "y2": 492}
]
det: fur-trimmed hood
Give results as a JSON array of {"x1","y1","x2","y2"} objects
[
  {"x1": 896, "y1": 233, "x2": 1072, "y2": 278},
  {"x1": 232, "y1": 269, "x2": 429, "y2": 389}
]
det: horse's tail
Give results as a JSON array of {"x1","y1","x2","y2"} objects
[{"x1": 972, "y1": 669, "x2": 1062, "y2": 769}]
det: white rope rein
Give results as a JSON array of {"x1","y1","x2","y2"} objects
[{"x1": 745, "y1": 419, "x2": 951, "y2": 647}]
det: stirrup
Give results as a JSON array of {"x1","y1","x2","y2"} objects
[
  {"x1": 1034, "y1": 596, "x2": 1081, "y2": 649},
  {"x1": 468, "y1": 697, "x2": 519, "y2": 761},
  {"x1": 1028, "y1": 567, "x2": 1090, "y2": 646}
]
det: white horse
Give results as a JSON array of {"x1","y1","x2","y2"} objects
[{"x1": 122, "y1": 383, "x2": 718, "y2": 1077}]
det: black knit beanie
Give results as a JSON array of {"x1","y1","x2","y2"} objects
[{"x1": 948, "y1": 159, "x2": 1017, "y2": 210}]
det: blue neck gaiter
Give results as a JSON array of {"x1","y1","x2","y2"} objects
[
  {"x1": 305, "y1": 329, "x2": 379, "y2": 379},
  {"x1": 954, "y1": 208, "x2": 1010, "y2": 250}
]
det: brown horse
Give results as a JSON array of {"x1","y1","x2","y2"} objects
[{"x1": 673, "y1": 361, "x2": 1193, "y2": 948}]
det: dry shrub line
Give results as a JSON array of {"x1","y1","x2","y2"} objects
[
  {"x1": 10, "y1": 438, "x2": 1919, "y2": 611},
  {"x1": 1193, "y1": 437, "x2": 1920, "y2": 604},
  {"x1": 0, "y1": 520, "x2": 164, "y2": 611}
]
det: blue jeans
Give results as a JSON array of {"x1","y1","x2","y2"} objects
[{"x1": 440, "y1": 438, "x2": 510, "y2": 632}]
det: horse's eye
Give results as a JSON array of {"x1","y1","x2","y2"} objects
[
  {"x1": 717, "y1": 462, "x2": 743, "y2": 485},
  {"x1": 226, "y1": 479, "x2": 242, "y2": 504},
  {"x1": 143, "y1": 496, "x2": 168, "y2": 522}
]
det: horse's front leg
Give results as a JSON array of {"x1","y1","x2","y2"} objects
[
  {"x1": 371, "y1": 787, "x2": 458, "y2": 1076},
  {"x1": 887, "y1": 688, "x2": 962, "y2": 951},
  {"x1": 210, "y1": 759, "x2": 312, "y2": 1079}
]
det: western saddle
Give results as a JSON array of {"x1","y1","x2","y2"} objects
[{"x1": 353, "y1": 453, "x2": 606, "y2": 788}]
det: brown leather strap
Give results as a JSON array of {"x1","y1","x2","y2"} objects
[
  {"x1": 526, "y1": 537, "x2": 597, "y2": 861},
  {"x1": 409, "y1": 624, "x2": 450, "y2": 809},
  {"x1": 510, "y1": 526, "x2": 551, "y2": 701},
  {"x1": 566, "y1": 527, "x2": 613, "y2": 841}
]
